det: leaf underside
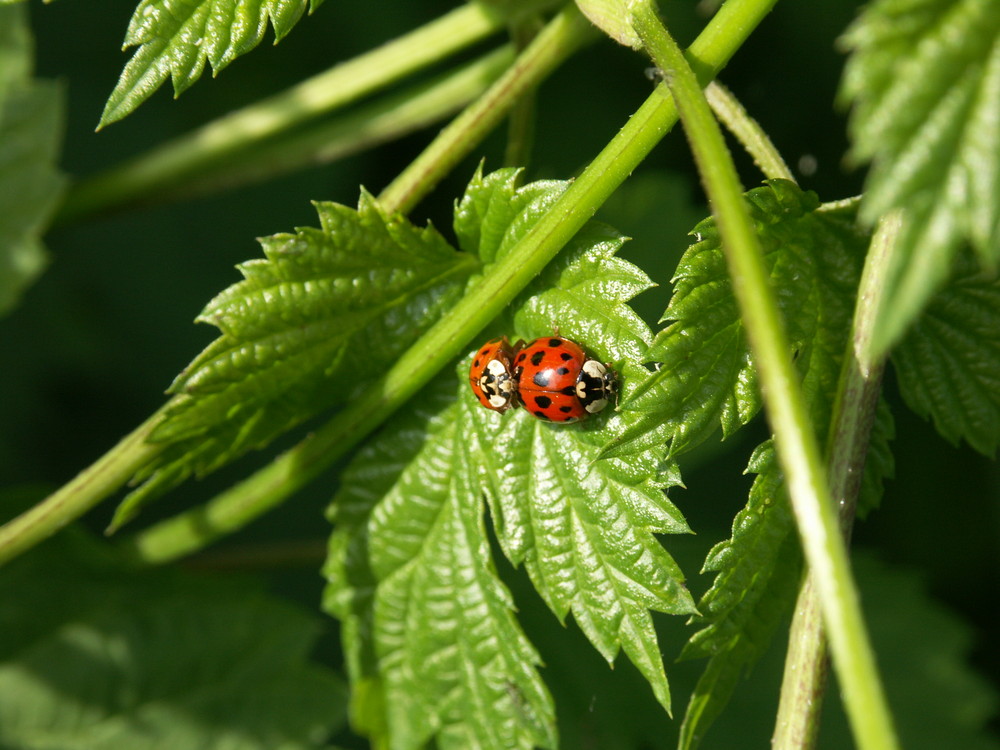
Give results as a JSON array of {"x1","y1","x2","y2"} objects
[
  {"x1": 0, "y1": 529, "x2": 346, "y2": 750},
  {"x1": 115, "y1": 191, "x2": 473, "y2": 529},
  {"x1": 99, "y1": 0, "x2": 320, "y2": 127},
  {"x1": 892, "y1": 249, "x2": 1000, "y2": 457},
  {"x1": 324, "y1": 169, "x2": 696, "y2": 750},
  {"x1": 0, "y1": 5, "x2": 65, "y2": 317},
  {"x1": 839, "y1": 0, "x2": 1000, "y2": 352}
]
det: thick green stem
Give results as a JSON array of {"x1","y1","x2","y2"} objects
[
  {"x1": 126, "y1": 0, "x2": 778, "y2": 564},
  {"x1": 54, "y1": 3, "x2": 505, "y2": 225},
  {"x1": 628, "y1": 3, "x2": 898, "y2": 750},
  {"x1": 0, "y1": 407, "x2": 166, "y2": 567},
  {"x1": 772, "y1": 212, "x2": 898, "y2": 749}
]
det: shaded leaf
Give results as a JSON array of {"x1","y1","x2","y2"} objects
[
  {"x1": 892, "y1": 249, "x2": 1000, "y2": 456},
  {"x1": 0, "y1": 5, "x2": 65, "y2": 316},
  {"x1": 840, "y1": 0, "x2": 1000, "y2": 352},
  {"x1": 116, "y1": 192, "x2": 474, "y2": 528},
  {"x1": 821, "y1": 554, "x2": 1000, "y2": 750},
  {"x1": 100, "y1": 0, "x2": 317, "y2": 127},
  {"x1": 0, "y1": 529, "x2": 346, "y2": 750},
  {"x1": 637, "y1": 186, "x2": 890, "y2": 749}
]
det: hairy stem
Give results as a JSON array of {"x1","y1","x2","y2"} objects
[
  {"x1": 705, "y1": 81, "x2": 794, "y2": 182},
  {"x1": 772, "y1": 212, "x2": 898, "y2": 748},
  {"x1": 54, "y1": 3, "x2": 505, "y2": 225},
  {"x1": 125, "y1": 0, "x2": 778, "y2": 564},
  {"x1": 628, "y1": 3, "x2": 898, "y2": 750},
  {"x1": 378, "y1": 5, "x2": 596, "y2": 215}
]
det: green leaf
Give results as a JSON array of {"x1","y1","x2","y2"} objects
[
  {"x1": 115, "y1": 191, "x2": 474, "y2": 529},
  {"x1": 323, "y1": 171, "x2": 696, "y2": 747},
  {"x1": 324, "y1": 382, "x2": 558, "y2": 750},
  {"x1": 892, "y1": 249, "x2": 1000, "y2": 456},
  {"x1": 606, "y1": 180, "x2": 868, "y2": 459},
  {"x1": 633, "y1": 185, "x2": 889, "y2": 750},
  {"x1": 839, "y1": 0, "x2": 1000, "y2": 353},
  {"x1": 0, "y1": 529, "x2": 346, "y2": 749},
  {"x1": 99, "y1": 0, "x2": 316, "y2": 127},
  {"x1": 0, "y1": 5, "x2": 65, "y2": 316}
]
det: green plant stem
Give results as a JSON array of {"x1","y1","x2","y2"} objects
[
  {"x1": 0, "y1": 408, "x2": 166, "y2": 567},
  {"x1": 53, "y1": 3, "x2": 505, "y2": 225},
  {"x1": 628, "y1": 4, "x2": 898, "y2": 750},
  {"x1": 503, "y1": 15, "x2": 545, "y2": 170},
  {"x1": 124, "y1": 0, "x2": 778, "y2": 565},
  {"x1": 163, "y1": 47, "x2": 516, "y2": 203},
  {"x1": 705, "y1": 81, "x2": 794, "y2": 182},
  {"x1": 378, "y1": 4, "x2": 596, "y2": 215},
  {"x1": 772, "y1": 212, "x2": 898, "y2": 749}
]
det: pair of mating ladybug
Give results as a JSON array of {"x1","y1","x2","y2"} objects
[{"x1": 469, "y1": 336, "x2": 618, "y2": 423}]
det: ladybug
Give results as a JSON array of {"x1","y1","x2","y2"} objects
[
  {"x1": 469, "y1": 337, "x2": 520, "y2": 413},
  {"x1": 514, "y1": 337, "x2": 617, "y2": 423}
]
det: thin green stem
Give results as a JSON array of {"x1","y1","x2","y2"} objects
[
  {"x1": 503, "y1": 15, "x2": 545, "y2": 170},
  {"x1": 378, "y1": 4, "x2": 596, "y2": 215},
  {"x1": 0, "y1": 407, "x2": 166, "y2": 567},
  {"x1": 125, "y1": 0, "x2": 778, "y2": 565},
  {"x1": 628, "y1": 3, "x2": 898, "y2": 750},
  {"x1": 163, "y1": 47, "x2": 516, "y2": 203},
  {"x1": 705, "y1": 81, "x2": 794, "y2": 182},
  {"x1": 773, "y1": 212, "x2": 898, "y2": 749},
  {"x1": 54, "y1": 3, "x2": 505, "y2": 225}
]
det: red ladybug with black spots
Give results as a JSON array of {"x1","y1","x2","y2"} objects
[
  {"x1": 469, "y1": 337, "x2": 520, "y2": 413},
  {"x1": 513, "y1": 336, "x2": 617, "y2": 423}
]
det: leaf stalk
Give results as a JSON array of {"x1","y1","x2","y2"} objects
[{"x1": 627, "y1": 2, "x2": 898, "y2": 749}]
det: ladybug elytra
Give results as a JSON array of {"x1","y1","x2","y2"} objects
[{"x1": 513, "y1": 337, "x2": 617, "y2": 423}]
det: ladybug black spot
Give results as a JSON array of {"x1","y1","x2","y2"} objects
[
  {"x1": 530, "y1": 351, "x2": 545, "y2": 366},
  {"x1": 533, "y1": 371, "x2": 552, "y2": 387},
  {"x1": 559, "y1": 405, "x2": 573, "y2": 413},
  {"x1": 534, "y1": 395, "x2": 552, "y2": 408},
  {"x1": 557, "y1": 366, "x2": 570, "y2": 375},
  {"x1": 548, "y1": 338, "x2": 562, "y2": 347},
  {"x1": 473, "y1": 358, "x2": 480, "y2": 367},
  {"x1": 559, "y1": 352, "x2": 573, "y2": 361},
  {"x1": 561, "y1": 385, "x2": 576, "y2": 396},
  {"x1": 533, "y1": 411, "x2": 552, "y2": 420}
]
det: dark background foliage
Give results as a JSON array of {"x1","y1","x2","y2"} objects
[{"x1": 2, "y1": 0, "x2": 997, "y2": 746}]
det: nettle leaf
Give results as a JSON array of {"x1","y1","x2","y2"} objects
[
  {"x1": 607, "y1": 180, "x2": 868, "y2": 459},
  {"x1": 117, "y1": 191, "x2": 473, "y2": 528},
  {"x1": 0, "y1": 529, "x2": 346, "y2": 749},
  {"x1": 100, "y1": 0, "x2": 318, "y2": 127},
  {"x1": 325, "y1": 383, "x2": 557, "y2": 750},
  {"x1": 839, "y1": 0, "x2": 1000, "y2": 352},
  {"x1": 323, "y1": 172, "x2": 696, "y2": 748},
  {"x1": 615, "y1": 184, "x2": 889, "y2": 750},
  {"x1": 892, "y1": 249, "x2": 1000, "y2": 456},
  {"x1": 0, "y1": 5, "x2": 65, "y2": 316}
]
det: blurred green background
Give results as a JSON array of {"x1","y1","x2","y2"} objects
[{"x1": 2, "y1": 0, "x2": 997, "y2": 746}]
